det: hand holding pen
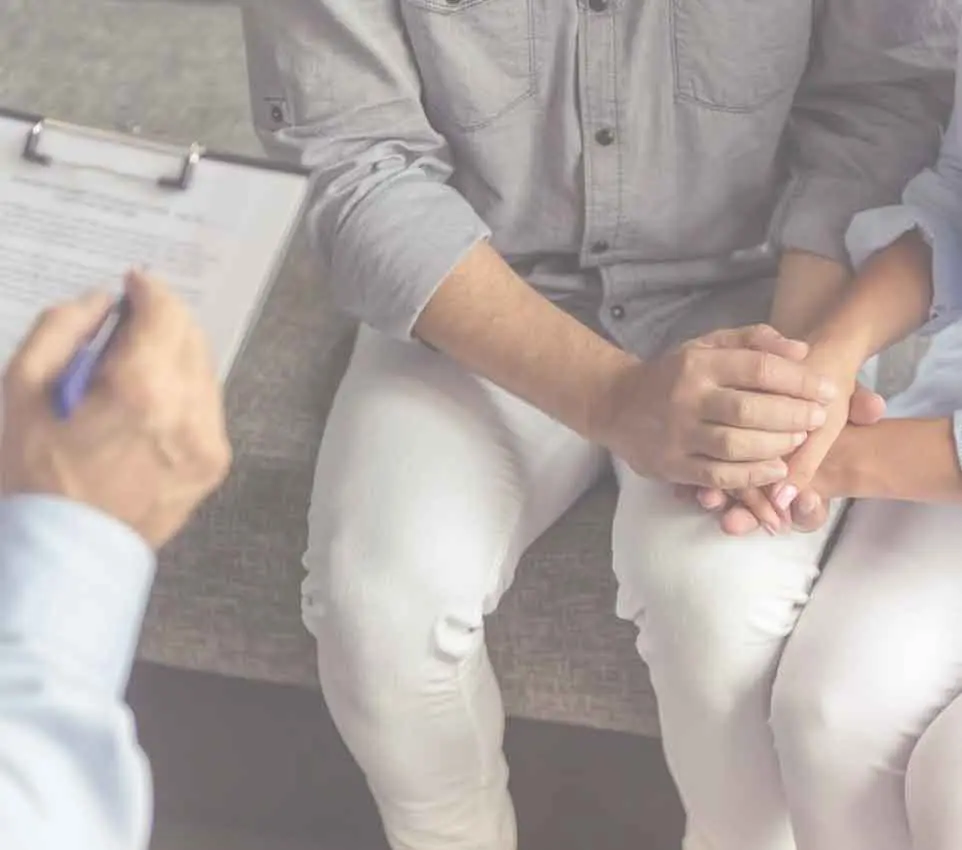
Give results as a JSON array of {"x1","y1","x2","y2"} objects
[{"x1": 1, "y1": 271, "x2": 231, "y2": 547}]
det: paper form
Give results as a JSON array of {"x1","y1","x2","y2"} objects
[{"x1": 0, "y1": 114, "x2": 309, "y2": 376}]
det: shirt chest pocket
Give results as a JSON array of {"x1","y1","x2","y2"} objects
[
  {"x1": 400, "y1": 0, "x2": 536, "y2": 133},
  {"x1": 671, "y1": 0, "x2": 812, "y2": 112}
]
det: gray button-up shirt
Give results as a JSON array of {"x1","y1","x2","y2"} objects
[{"x1": 243, "y1": 0, "x2": 951, "y2": 358}]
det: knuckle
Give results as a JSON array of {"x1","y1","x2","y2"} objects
[
  {"x1": 207, "y1": 430, "x2": 233, "y2": 477},
  {"x1": 720, "y1": 430, "x2": 744, "y2": 460},
  {"x1": 747, "y1": 465, "x2": 779, "y2": 487},
  {"x1": 735, "y1": 395, "x2": 757, "y2": 424},
  {"x1": 786, "y1": 403, "x2": 807, "y2": 430},
  {"x1": 35, "y1": 305, "x2": 63, "y2": 329},
  {"x1": 678, "y1": 346, "x2": 703, "y2": 378},
  {"x1": 755, "y1": 352, "x2": 776, "y2": 385},
  {"x1": 706, "y1": 466, "x2": 735, "y2": 490},
  {"x1": 746, "y1": 324, "x2": 772, "y2": 346}
]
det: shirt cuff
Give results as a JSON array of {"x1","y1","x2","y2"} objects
[
  {"x1": 953, "y1": 411, "x2": 962, "y2": 474},
  {"x1": 774, "y1": 175, "x2": 891, "y2": 268},
  {"x1": 846, "y1": 199, "x2": 962, "y2": 335},
  {"x1": 0, "y1": 496, "x2": 155, "y2": 696},
  {"x1": 315, "y1": 175, "x2": 492, "y2": 340}
]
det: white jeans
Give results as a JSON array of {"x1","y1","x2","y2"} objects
[{"x1": 303, "y1": 325, "x2": 962, "y2": 850}]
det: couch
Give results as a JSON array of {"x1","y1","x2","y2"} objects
[{"x1": 5, "y1": 0, "x2": 925, "y2": 755}]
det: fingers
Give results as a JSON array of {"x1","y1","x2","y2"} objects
[
  {"x1": 173, "y1": 317, "x2": 232, "y2": 486},
  {"x1": 701, "y1": 388, "x2": 828, "y2": 432},
  {"x1": 106, "y1": 270, "x2": 190, "y2": 368},
  {"x1": 770, "y1": 426, "x2": 840, "y2": 512},
  {"x1": 4, "y1": 290, "x2": 115, "y2": 394},
  {"x1": 97, "y1": 272, "x2": 192, "y2": 428},
  {"x1": 692, "y1": 425, "x2": 807, "y2": 462},
  {"x1": 682, "y1": 458, "x2": 788, "y2": 490},
  {"x1": 790, "y1": 489, "x2": 830, "y2": 533},
  {"x1": 709, "y1": 348, "x2": 837, "y2": 402},
  {"x1": 696, "y1": 487, "x2": 728, "y2": 511},
  {"x1": 848, "y1": 383, "x2": 886, "y2": 426},
  {"x1": 720, "y1": 503, "x2": 763, "y2": 536},
  {"x1": 700, "y1": 324, "x2": 809, "y2": 362}
]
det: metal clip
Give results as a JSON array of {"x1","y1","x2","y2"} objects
[{"x1": 21, "y1": 118, "x2": 204, "y2": 190}]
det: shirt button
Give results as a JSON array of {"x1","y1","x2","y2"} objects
[
  {"x1": 595, "y1": 127, "x2": 616, "y2": 146},
  {"x1": 610, "y1": 305, "x2": 626, "y2": 320},
  {"x1": 588, "y1": 0, "x2": 609, "y2": 10},
  {"x1": 591, "y1": 240, "x2": 610, "y2": 254}
]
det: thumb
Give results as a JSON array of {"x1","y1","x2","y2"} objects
[
  {"x1": 849, "y1": 383, "x2": 886, "y2": 425},
  {"x1": 791, "y1": 489, "x2": 830, "y2": 533}
]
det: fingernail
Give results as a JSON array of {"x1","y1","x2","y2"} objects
[
  {"x1": 818, "y1": 380, "x2": 838, "y2": 403},
  {"x1": 796, "y1": 493, "x2": 818, "y2": 516},
  {"x1": 792, "y1": 432, "x2": 807, "y2": 447},
  {"x1": 763, "y1": 523, "x2": 780, "y2": 537},
  {"x1": 809, "y1": 407, "x2": 827, "y2": 428},
  {"x1": 775, "y1": 485, "x2": 798, "y2": 511}
]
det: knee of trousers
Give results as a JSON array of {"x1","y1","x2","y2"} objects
[
  {"x1": 770, "y1": 652, "x2": 894, "y2": 778},
  {"x1": 300, "y1": 507, "x2": 508, "y2": 689},
  {"x1": 905, "y1": 714, "x2": 962, "y2": 848},
  {"x1": 613, "y1": 516, "x2": 818, "y2": 715}
]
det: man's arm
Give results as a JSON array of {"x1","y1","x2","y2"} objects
[
  {"x1": 0, "y1": 275, "x2": 231, "y2": 849},
  {"x1": 0, "y1": 499, "x2": 155, "y2": 850},
  {"x1": 249, "y1": 4, "x2": 835, "y2": 488}
]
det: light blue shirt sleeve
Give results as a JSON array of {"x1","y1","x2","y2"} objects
[
  {"x1": 0, "y1": 496, "x2": 155, "y2": 850},
  {"x1": 846, "y1": 30, "x2": 962, "y2": 336}
]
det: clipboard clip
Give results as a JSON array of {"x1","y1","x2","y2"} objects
[{"x1": 22, "y1": 118, "x2": 205, "y2": 191}]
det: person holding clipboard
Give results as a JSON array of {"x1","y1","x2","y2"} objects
[{"x1": 0, "y1": 271, "x2": 231, "y2": 850}]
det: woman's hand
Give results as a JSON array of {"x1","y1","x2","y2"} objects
[{"x1": 767, "y1": 342, "x2": 867, "y2": 516}]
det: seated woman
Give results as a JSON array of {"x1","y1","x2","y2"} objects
[{"x1": 696, "y1": 23, "x2": 962, "y2": 849}]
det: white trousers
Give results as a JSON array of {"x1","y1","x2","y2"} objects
[{"x1": 303, "y1": 324, "x2": 962, "y2": 850}]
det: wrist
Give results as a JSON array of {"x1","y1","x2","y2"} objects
[
  {"x1": 805, "y1": 318, "x2": 873, "y2": 377},
  {"x1": 825, "y1": 426, "x2": 879, "y2": 498},
  {"x1": 584, "y1": 349, "x2": 645, "y2": 448}
]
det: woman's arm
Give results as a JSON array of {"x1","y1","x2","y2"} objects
[
  {"x1": 806, "y1": 230, "x2": 932, "y2": 363},
  {"x1": 817, "y1": 416, "x2": 962, "y2": 503}
]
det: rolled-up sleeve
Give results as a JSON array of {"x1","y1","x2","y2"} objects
[
  {"x1": 773, "y1": 0, "x2": 953, "y2": 267},
  {"x1": 847, "y1": 28, "x2": 962, "y2": 335},
  {"x1": 243, "y1": 1, "x2": 491, "y2": 339}
]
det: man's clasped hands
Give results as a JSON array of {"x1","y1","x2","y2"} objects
[{"x1": 603, "y1": 323, "x2": 886, "y2": 536}]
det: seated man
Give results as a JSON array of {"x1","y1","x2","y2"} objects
[
  {"x1": 0, "y1": 273, "x2": 231, "y2": 850},
  {"x1": 243, "y1": 3, "x2": 952, "y2": 848}
]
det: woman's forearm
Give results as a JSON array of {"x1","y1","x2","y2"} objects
[
  {"x1": 826, "y1": 418, "x2": 962, "y2": 502},
  {"x1": 769, "y1": 251, "x2": 851, "y2": 339},
  {"x1": 808, "y1": 231, "x2": 933, "y2": 362}
]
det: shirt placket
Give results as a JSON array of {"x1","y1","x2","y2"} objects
[{"x1": 577, "y1": 0, "x2": 627, "y2": 339}]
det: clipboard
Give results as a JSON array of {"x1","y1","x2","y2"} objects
[{"x1": 0, "y1": 105, "x2": 314, "y2": 380}]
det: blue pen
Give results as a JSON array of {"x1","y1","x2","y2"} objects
[{"x1": 53, "y1": 295, "x2": 131, "y2": 419}]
